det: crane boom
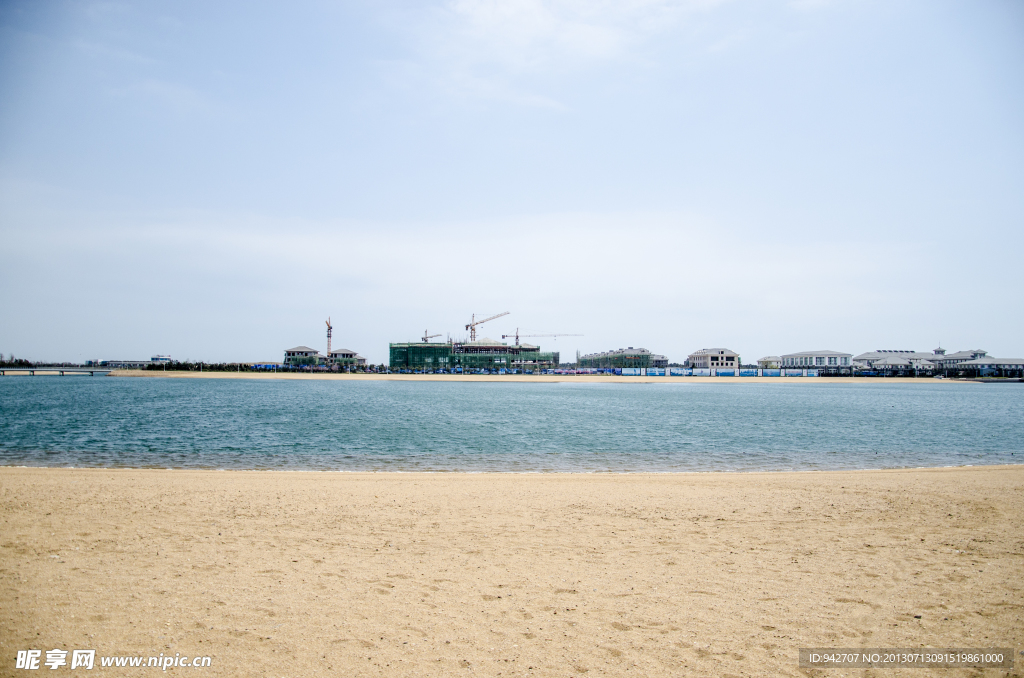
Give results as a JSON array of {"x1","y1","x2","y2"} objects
[
  {"x1": 465, "y1": 311, "x2": 509, "y2": 341},
  {"x1": 501, "y1": 328, "x2": 583, "y2": 346},
  {"x1": 421, "y1": 329, "x2": 442, "y2": 343}
]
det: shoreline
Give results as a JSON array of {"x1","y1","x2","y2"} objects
[
  {"x1": 3, "y1": 465, "x2": 1021, "y2": 677},
  {"x1": 101, "y1": 369, "x2": 973, "y2": 384},
  {"x1": 3, "y1": 462, "x2": 1018, "y2": 475},
  {"x1": 2, "y1": 463, "x2": 1020, "y2": 476},
  {"x1": 3, "y1": 463, "x2": 1020, "y2": 475}
]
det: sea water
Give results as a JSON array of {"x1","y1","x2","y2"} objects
[{"x1": 0, "y1": 378, "x2": 1021, "y2": 472}]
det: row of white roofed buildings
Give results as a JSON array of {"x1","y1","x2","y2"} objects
[{"x1": 753, "y1": 347, "x2": 1023, "y2": 376}]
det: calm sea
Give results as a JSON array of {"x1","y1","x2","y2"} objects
[{"x1": 1, "y1": 377, "x2": 1021, "y2": 472}]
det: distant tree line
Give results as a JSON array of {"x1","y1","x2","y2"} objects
[
  {"x1": 142, "y1": 361, "x2": 388, "y2": 373},
  {"x1": 144, "y1": 361, "x2": 254, "y2": 372}
]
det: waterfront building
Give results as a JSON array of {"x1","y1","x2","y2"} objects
[
  {"x1": 100, "y1": 359, "x2": 155, "y2": 369},
  {"x1": 329, "y1": 348, "x2": 366, "y2": 367},
  {"x1": 955, "y1": 357, "x2": 1024, "y2": 377},
  {"x1": 853, "y1": 348, "x2": 937, "y2": 367},
  {"x1": 283, "y1": 346, "x2": 324, "y2": 367},
  {"x1": 686, "y1": 348, "x2": 740, "y2": 370},
  {"x1": 389, "y1": 338, "x2": 559, "y2": 372},
  {"x1": 929, "y1": 348, "x2": 990, "y2": 370},
  {"x1": 852, "y1": 348, "x2": 984, "y2": 372},
  {"x1": 578, "y1": 347, "x2": 668, "y2": 370},
  {"x1": 780, "y1": 351, "x2": 852, "y2": 368},
  {"x1": 757, "y1": 356, "x2": 782, "y2": 369},
  {"x1": 389, "y1": 342, "x2": 453, "y2": 370},
  {"x1": 99, "y1": 355, "x2": 174, "y2": 369},
  {"x1": 854, "y1": 349, "x2": 932, "y2": 367},
  {"x1": 868, "y1": 356, "x2": 937, "y2": 375}
]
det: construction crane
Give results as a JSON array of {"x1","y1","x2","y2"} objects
[
  {"x1": 465, "y1": 311, "x2": 509, "y2": 342},
  {"x1": 502, "y1": 329, "x2": 583, "y2": 346},
  {"x1": 326, "y1": 317, "x2": 332, "y2": 356},
  {"x1": 421, "y1": 329, "x2": 441, "y2": 343}
]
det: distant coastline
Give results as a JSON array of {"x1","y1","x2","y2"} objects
[{"x1": 102, "y1": 369, "x2": 975, "y2": 384}]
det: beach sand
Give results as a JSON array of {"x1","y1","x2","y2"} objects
[
  {"x1": 1, "y1": 467, "x2": 1021, "y2": 677},
  {"x1": 105, "y1": 369, "x2": 964, "y2": 384}
]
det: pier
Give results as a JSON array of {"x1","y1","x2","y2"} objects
[{"x1": 0, "y1": 368, "x2": 111, "y2": 376}]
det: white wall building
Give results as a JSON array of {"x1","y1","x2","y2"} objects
[
  {"x1": 687, "y1": 348, "x2": 740, "y2": 370},
  {"x1": 101, "y1": 359, "x2": 153, "y2": 369},
  {"x1": 780, "y1": 351, "x2": 852, "y2": 368},
  {"x1": 954, "y1": 356, "x2": 1024, "y2": 375},
  {"x1": 931, "y1": 349, "x2": 989, "y2": 370},
  {"x1": 853, "y1": 348, "x2": 985, "y2": 371},
  {"x1": 869, "y1": 356, "x2": 937, "y2": 373}
]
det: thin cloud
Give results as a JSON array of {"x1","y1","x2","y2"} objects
[
  {"x1": 388, "y1": 0, "x2": 730, "y2": 107},
  {"x1": 439, "y1": 0, "x2": 729, "y2": 70},
  {"x1": 788, "y1": 0, "x2": 836, "y2": 10}
]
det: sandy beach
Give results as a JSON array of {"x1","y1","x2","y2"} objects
[
  {"x1": 99, "y1": 369, "x2": 966, "y2": 385},
  {"x1": 1, "y1": 466, "x2": 1021, "y2": 676}
]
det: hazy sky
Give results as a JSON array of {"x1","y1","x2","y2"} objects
[{"x1": 1, "y1": 0, "x2": 1022, "y2": 364}]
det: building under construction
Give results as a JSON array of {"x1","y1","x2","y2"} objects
[
  {"x1": 578, "y1": 347, "x2": 668, "y2": 370},
  {"x1": 389, "y1": 338, "x2": 559, "y2": 372},
  {"x1": 283, "y1": 317, "x2": 366, "y2": 368}
]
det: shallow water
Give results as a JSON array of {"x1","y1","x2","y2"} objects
[{"x1": 0, "y1": 377, "x2": 1021, "y2": 472}]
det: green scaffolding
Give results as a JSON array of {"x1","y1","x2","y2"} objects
[
  {"x1": 578, "y1": 350, "x2": 656, "y2": 369},
  {"x1": 389, "y1": 342, "x2": 559, "y2": 371}
]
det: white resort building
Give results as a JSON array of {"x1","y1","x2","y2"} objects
[
  {"x1": 868, "y1": 356, "x2": 936, "y2": 373},
  {"x1": 780, "y1": 351, "x2": 852, "y2": 368},
  {"x1": 930, "y1": 349, "x2": 990, "y2": 370},
  {"x1": 852, "y1": 348, "x2": 983, "y2": 371},
  {"x1": 687, "y1": 348, "x2": 740, "y2": 370},
  {"x1": 955, "y1": 356, "x2": 1024, "y2": 377}
]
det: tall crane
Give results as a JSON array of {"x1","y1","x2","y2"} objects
[
  {"x1": 502, "y1": 329, "x2": 582, "y2": 346},
  {"x1": 326, "y1": 317, "x2": 332, "y2": 357},
  {"x1": 421, "y1": 330, "x2": 441, "y2": 343},
  {"x1": 465, "y1": 311, "x2": 509, "y2": 341}
]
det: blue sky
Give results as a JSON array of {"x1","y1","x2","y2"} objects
[{"x1": 1, "y1": 0, "x2": 1022, "y2": 364}]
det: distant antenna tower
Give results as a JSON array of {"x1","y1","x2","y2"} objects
[{"x1": 326, "y1": 317, "x2": 332, "y2": 357}]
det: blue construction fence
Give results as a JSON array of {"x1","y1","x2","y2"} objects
[
  {"x1": 554, "y1": 368, "x2": 828, "y2": 377},
  {"x1": 616, "y1": 367, "x2": 822, "y2": 377}
]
